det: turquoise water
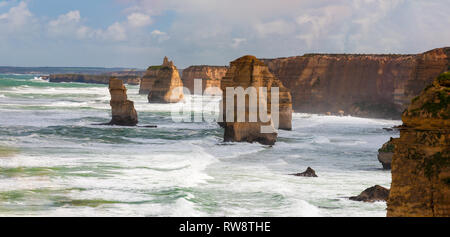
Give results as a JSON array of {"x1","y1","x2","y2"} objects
[{"x1": 0, "y1": 74, "x2": 400, "y2": 216}]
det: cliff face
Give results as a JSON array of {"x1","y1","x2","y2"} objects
[
  {"x1": 387, "y1": 71, "x2": 450, "y2": 217},
  {"x1": 108, "y1": 78, "x2": 138, "y2": 126},
  {"x1": 146, "y1": 57, "x2": 184, "y2": 103},
  {"x1": 262, "y1": 47, "x2": 450, "y2": 119},
  {"x1": 220, "y1": 55, "x2": 292, "y2": 145},
  {"x1": 181, "y1": 66, "x2": 228, "y2": 95},
  {"x1": 49, "y1": 74, "x2": 141, "y2": 85}
]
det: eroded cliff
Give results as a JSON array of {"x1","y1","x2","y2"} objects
[
  {"x1": 262, "y1": 47, "x2": 450, "y2": 119},
  {"x1": 387, "y1": 71, "x2": 450, "y2": 217},
  {"x1": 181, "y1": 66, "x2": 228, "y2": 95},
  {"x1": 49, "y1": 73, "x2": 141, "y2": 85}
]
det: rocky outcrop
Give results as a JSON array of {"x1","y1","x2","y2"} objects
[
  {"x1": 220, "y1": 55, "x2": 293, "y2": 145},
  {"x1": 350, "y1": 185, "x2": 390, "y2": 202},
  {"x1": 181, "y1": 66, "x2": 228, "y2": 95},
  {"x1": 290, "y1": 167, "x2": 318, "y2": 177},
  {"x1": 387, "y1": 71, "x2": 450, "y2": 217},
  {"x1": 49, "y1": 74, "x2": 141, "y2": 85},
  {"x1": 108, "y1": 78, "x2": 138, "y2": 126},
  {"x1": 262, "y1": 47, "x2": 450, "y2": 119},
  {"x1": 140, "y1": 57, "x2": 184, "y2": 103},
  {"x1": 378, "y1": 138, "x2": 395, "y2": 170}
]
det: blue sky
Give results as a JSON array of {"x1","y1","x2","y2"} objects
[{"x1": 0, "y1": 0, "x2": 449, "y2": 68}]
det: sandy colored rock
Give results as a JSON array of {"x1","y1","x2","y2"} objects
[
  {"x1": 141, "y1": 57, "x2": 184, "y2": 103},
  {"x1": 220, "y1": 55, "x2": 293, "y2": 145},
  {"x1": 387, "y1": 71, "x2": 450, "y2": 217},
  {"x1": 262, "y1": 47, "x2": 450, "y2": 119},
  {"x1": 108, "y1": 78, "x2": 138, "y2": 126},
  {"x1": 181, "y1": 66, "x2": 228, "y2": 95}
]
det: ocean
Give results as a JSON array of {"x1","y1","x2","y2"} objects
[{"x1": 0, "y1": 74, "x2": 401, "y2": 216}]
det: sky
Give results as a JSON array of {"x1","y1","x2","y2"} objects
[{"x1": 0, "y1": 0, "x2": 449, "y2": 68}]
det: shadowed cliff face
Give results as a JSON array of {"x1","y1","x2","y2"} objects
[
  {"x1": 387, "y1": 71, "x2": 450, "y2": 217},
  {"x1": 181, "y1": 66, "x2": 228, "y2": 95},
  {"x1": 262, "y1": 47, "x2": 450, "y2": 119}
]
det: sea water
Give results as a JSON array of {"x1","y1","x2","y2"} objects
[{"x1": 0, "y1": 74, "x2": 401, "y2": 216}]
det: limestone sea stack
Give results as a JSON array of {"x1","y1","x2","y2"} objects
[
  {"x1": 387, "y1": 71, "x2": 450, "y2": 217},
  {"x1": 181, "y1": 66, "x2": 228, "y2": 95},
  {"x1": 141, "y1": 57, "x2": 184, "y2": 103},
  {"x1": 108, "y1": 78, "x2": 138, "y2": 126},
  {"x1": 219, "y1": 55, "x2": 292, "y2": 145}
]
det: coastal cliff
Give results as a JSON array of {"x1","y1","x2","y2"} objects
[
  {"x1": 146, "y1": 57, "x2": 184, "y2": 103},
  {"x1": 181, "y1": 66, "x2": 228, "y2": 95},
  {"x1": 387, "y1": 72, "x2": 450, "y2": 217},
  {"x1": 49, "y1": 73, "x2": 141, "y2": 85},
  {"x1": 262, "y1": 47, "x2": 450, "y2": 119}
]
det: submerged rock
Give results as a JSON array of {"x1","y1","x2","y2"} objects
[
  {"x1": 350, "y1": 185, "x2": 390, "y2": 202},
  {"x1": 290, "y1": 167, "x2": 318, "y2": 177},
  {"x1": 378, "y1": 138, "x2": 395, "y2": 170},
  {"x1": 387, "y1": 71, "x2": 450, "y2": 217},
  {"x1": 108, "y1": 78, "x2": 138, "y2": 126}
]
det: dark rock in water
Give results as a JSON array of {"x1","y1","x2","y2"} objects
[
  {"x1": 290, "y1": 167, "x2": 318, "y2": 177},
  {"x1": 350, "y1": 185, "x2": 390, "y2": 202},
  {"x1": 108, "y1": 78, "x2": 138, "y2": 126},
  {"x1": 141, "y1": 125, "x2": 157, "y2": 128}
]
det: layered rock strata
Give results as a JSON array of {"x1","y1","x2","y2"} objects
[
  {"x1": 108, "y1": 78, "x2": 138, "y2": 126},
  {"x1": 387, "y1": 71, "x2": 450, "y2": 217},
  {"x1": 140, "y1": 57, "x2": 184, "y2": 103},
  {"x1": 181, "y1": 66, "x2": 228, "y2": 95},
  {"x1": 262, "y1": 47, "x2": 450, "y2": 119},
  {"x1": 220, "y1": 55, "x2": 293, "y2": 145}
]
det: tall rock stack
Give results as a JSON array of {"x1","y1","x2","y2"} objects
[
  {"x1": 109, "y1": 78, "x2": 138, "y2": 126},
  {"x1": 220, "y1": 55, "x2": 292, "y2": 145},
  {"x1": 141, "y1": 57, "x2": 184, "y2": 103},
  {"x1": 387, "y1": 71, "x2": 450, "y2": 217}
]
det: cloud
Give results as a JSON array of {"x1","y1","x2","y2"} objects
[
  {"x1": 231, "y1": 38, "x2": 246, "y2": 48},
  {"x1": 127, "y1": 12, "x2": 152, "y2": 27},
  {"x1": 0, "y1": 1, "x2": 33, "y2": 29},
  {"x1": 0, "y1": 0, "x2": 449, "y2": 68}
]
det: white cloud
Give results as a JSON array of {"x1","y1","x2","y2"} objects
[
  {"x1": 127, "y1": 12, "x2": 152, "y2": 27},
  {"x1": 231, "y1": 38, "x2": 246, "y2": 48},
  {"x1": 255, "y1": 20, "x2": 295, "y2": 37},
  {"x1": 0, "y1": 1, "x2": 32, "y2": 29}
]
